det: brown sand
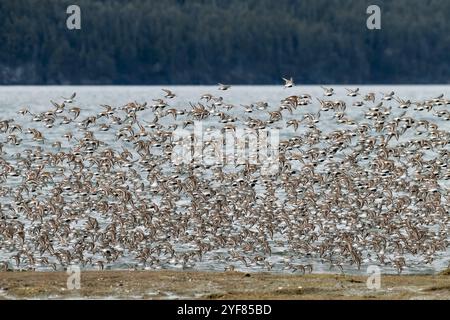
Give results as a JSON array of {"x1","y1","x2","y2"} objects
[{"x1": 1, "y1": 270, "x2": 450, "y2": 300}]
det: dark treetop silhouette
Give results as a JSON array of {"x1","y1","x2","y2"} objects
[{"x1": 0, "y1": 0, "x2": 449, "y2": 85}]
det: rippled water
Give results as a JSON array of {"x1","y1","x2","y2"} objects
[{"x1": 0, "y1": 85, "x2": 449, "y2": 275}]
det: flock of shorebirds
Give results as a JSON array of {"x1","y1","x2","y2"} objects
[{"x1": 0, "y1": 80, "x2": 449, "y2": 274}]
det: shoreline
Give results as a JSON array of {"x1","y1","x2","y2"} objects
[{"x1": 1, "y1": 270, "x2": 450, "y2": 300}]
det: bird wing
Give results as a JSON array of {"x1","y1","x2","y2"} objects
[{"x1": 50, "y1": 100, "x2": 60, "y2": 108}]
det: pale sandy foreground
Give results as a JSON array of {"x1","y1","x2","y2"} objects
[
  {"x1": 1, "y1": 270, "x2": 450, "y2": 300},
  {"x1": 0, "y1": 271, "x2": 450, "y2": 300}
]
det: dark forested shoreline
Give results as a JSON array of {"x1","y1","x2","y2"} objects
[{"x1": 1, "y1": 0, "x2": 449, "y2": 85}]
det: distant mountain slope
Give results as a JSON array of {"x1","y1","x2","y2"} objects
[{"x1": 0, "y1": 0, "x2": 449, "y2": 84}]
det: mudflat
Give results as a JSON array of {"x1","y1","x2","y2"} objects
[{"x1": 1, "y1": 270, "x2": 450, "y2": 300}]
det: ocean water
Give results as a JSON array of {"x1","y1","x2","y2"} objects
[{"x1": 0, "y1": 85, "x2": 449, "y2": 275}]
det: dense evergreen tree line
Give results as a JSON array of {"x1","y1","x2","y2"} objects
[{"x1": 0, "y1": 0, "x2": 449, "y2": 84}]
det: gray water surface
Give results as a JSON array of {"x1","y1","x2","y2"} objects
[{"x1": 0, "y1": 85, "x2": 449, "y2": 275}]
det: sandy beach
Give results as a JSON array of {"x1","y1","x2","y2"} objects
[{"x1": 1, "y1": 270, "x2": 450, "y2": 300}]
